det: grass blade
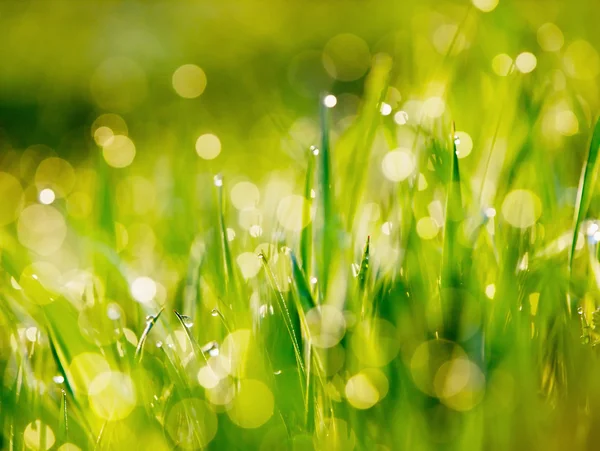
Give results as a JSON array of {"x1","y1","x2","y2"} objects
[
  {"x1": 569, "y1": 118, "x2": 600, "y2": 294},
  {"x1": 300, "y1": 148, "x2": 316, "y2": 275},
  {"x1": 214, "y1": 174, "x2": 239, "y2": 299},
  {"x1": 290, "y1": 251, "x2": 316, "y2": 313},
  {"x1": 134, "y1": 308, "x2": 164, "y2": 363},
  {"x1": 441, "y1": 123, "x2": 464, "y2": 340},
  {"x1": 259, "y1": 253, "x2": 305, "y2": 375},
  {"x1": 315, "y1": 94, "x2": 336, "y2": 296},
  {"x1": 173, "y1": 309, "x2": 209, "y2": 364}
]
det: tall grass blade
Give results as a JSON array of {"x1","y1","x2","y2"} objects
[
  {"x1": 344, "y1": 54, "x2": 392, "y2": 226},
  {"x1": 259, "y1": 253, "x2": 305, "y2": 375},
  {"x1": 569, "y1": 118, "x2": 600, "y2": 293},
  {"x1": 59, "y1": 389, "x2": 68, "y2": 443},
  {"x1": 134, "y1": 308, "x2": 164, "y2": 363},
  {"x1": 173, "y1": 309, "x2": 208, "y2": 364},
  {"x1": 290, "y1": 251, "x2": 316, "y2": 312},
  {"x1": 315, "y1": 94, "x2": 336, "y2": 296},
  {"x1": 215, "y1": 174, "x2": 239, "y2": 298},
  {"x1": 441, "y1": 124, "x2": 464, "y2": 340}
]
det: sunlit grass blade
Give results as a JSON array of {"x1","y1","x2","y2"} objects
[
  {"x1": 301, "y1": 148, "x2": 316, "y2": 275},
  {"x1": 569, "y1": 118, "x2": 600, "y2": 292},
  {"x1": 357, "y1": 235, "x2": 370, "y2": 291},
  {"x1": 343, "y1": 54, "x2": 392, "y2": 227},
  {"x1": 173, "y1": 309, "x2": 208, "y2": 364},
  {"x1": 441, "y1": 123, "x2": 464, "y2": 340},
  {"x1": 259, "y1": 253, "x2": 305, "y2": 376},
  {"x1": 214, "y1": 174, "x2": 239, "y2": 299},
  {"x1": 315, "y1": 94, "x2": 336, "y2": 296},
  {"x1": 94, "y1": 421, "x2": 108, "y2": 451},
  {"x1": 134, "y1": 308, "x2": 164, "y2": 363},
  {"x1": 59, "y1": 389, "x2": 68, "y2": 443},
  {"x1": 93, "y1": 151, "x2": 116, "y2": 247},
  {"x1": 290, "y1": 251, "x2": 316, "y2": 312}
]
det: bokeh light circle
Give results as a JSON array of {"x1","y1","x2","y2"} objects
[
  {"x1": 227, "y1": 379, "x2": 274, "y2": 428},
  {"x1": 166, "y1": 398, "x2": 218, "y2": 449},
  {"x1": 322, "y1": 33, "x2": 371, "y2": 81},
  {"x1": 0, "y1": 172, "x2": 24, "y2": 226},
  {"x1": 172, "y1": 64, "x2": 207, "y2": 98},
  {"x1": 501, "y1": 189, "x2": 542, "y2": 229}
]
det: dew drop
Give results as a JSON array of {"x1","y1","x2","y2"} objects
[
  {"x1": 211, "y1": 308, "x2": 220, "y2": 317},
  {"x1": 380, "y1": 102, "x2": 392, "y2": 116},
  {"x1": 214, "y1": 174, "x2": 223, "y2": 187},
  {"x1": 180, "y1": 315, "x2": 194, "y2": 328},
  {"x1": 310, "y1": 146, "x2": 320, "y2": 156},
  {"x1": 156, "y1": 341, "x2": 163, "y2": 348},
  {"x1": 107, "y1": 305, "x2": 121, "y2": 321},
  {"x1": 323, "y1": 94, "x2": 337, "y2": 108},
  {"x1": 274, "y1": 370, "x2": 282, "y2": 375},
  {"x1": 394, "y1": 110, "x2": 409, "y2": 125},
  {"x1": 453, "y1": 135, "x2": 461, "y2": 145},
  {"x1": 202, "y1": 341, "x2": 220, "y2": 356},
  {"x1": 53, "y1": 375, "x2": 64, "y2": 384},
  {"x1": 484, "y1": 207, "x2": 497, "y2": 218}
]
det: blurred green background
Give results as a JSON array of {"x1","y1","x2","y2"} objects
[{"x1": 3, "y1": 0, "x2": 600, "y2": 450}]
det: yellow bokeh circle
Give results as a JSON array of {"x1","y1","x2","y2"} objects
[
  {"x1": 227, "y1": 379, "x2": 274, "y2": 429},
  {"x1": 172, "y1": 64, "x2": 207, "y2": 99},
  {"x1": 165, "y1": 398, "x2": 218, "y2": 449},
  {"x1": 501, "y1": 189, "x2": 542, "y2": 229},
  {"x1": 0, "y1": 172, "x2": 24, "y2": 226},
  {"x1": 88, "y1": 371, "x2": 136, "y2": 421}
]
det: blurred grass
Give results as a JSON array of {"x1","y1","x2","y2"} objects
[{"x1": 2, "y1": 0, "x2": 600, "y2": 450}]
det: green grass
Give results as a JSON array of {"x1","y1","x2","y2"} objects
[{"x1": 2, "y1": 2, "x2": 600, "y2": 450}]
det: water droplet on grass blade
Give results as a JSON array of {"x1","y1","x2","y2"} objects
[
  {"x1": 310, "y1": 146, "x2": 319, "y2": 156},
  {"x1": 394, "y1": 110, "x2": 409, "y2": 125},
  {"x1": 484, "y1": 207, "x2": 497, "y2": 218},
  {"x1": 179, "y1": 315, "x2": 194, "y2": 328},
  {"x1": 586, "y1": 221, "x2": 599, "y2": 236},
  {"x1": 323, "y1": 95, "x2": 337, "y2": 108},
  {"x1": 107, "y1": 305, "x2": 121, "y2": 321},
  {"x1": 380, "y1": 102, "x2": 392, "y2": 116},
  {"x1": 214, "y1": 174, "x2": 223, "y2": 187},
  {"x1": 202, "y1": 341, "x2": 220, "y2": 357}
]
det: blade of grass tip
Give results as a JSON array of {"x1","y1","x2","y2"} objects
[
  {"x1": 173, "y1": 309, "x2": 209, "y2": 364},
  {"x1": 259, "y1": 253, "x2": 305, "y2": 376},
  {"x1": 290, "y1": 251, "x2": 316, "y2": 313},
  {"x1": 134, "y1": 308, "x2": 164, "y2": 363},
  {"x1": 569, "y1": 118, "x2": 600, "y2": 304},
  {"x1": 441, "y1": 123, "x2": 464, "y2": 340},
  {"x1": 301, "y1": 147, "x2": 316, "y2": 275},
  {"x1": 214, "y1": 173, "x2": 239, "y2": 298}
]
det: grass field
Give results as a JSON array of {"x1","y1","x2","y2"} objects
[{"x1": 2, "y1": 0, "x2": 600, "y2": 450}]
